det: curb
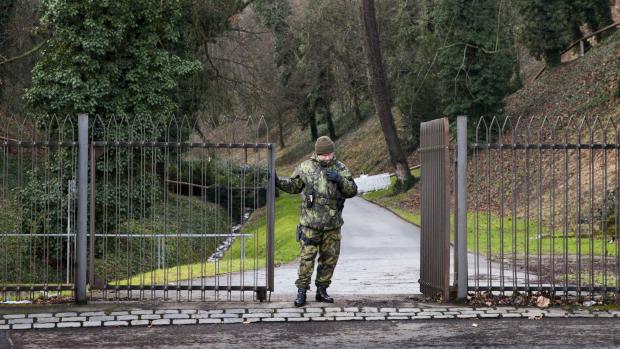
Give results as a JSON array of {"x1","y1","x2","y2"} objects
[
  {"x1": 358, "y1": 195, "x2": 420, "y2": 228},
  {"x1": 0, "y1": 305, "x2": 617, "y2": 330}
]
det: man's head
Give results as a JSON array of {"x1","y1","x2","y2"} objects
[{"x1": 315, "y1": 136, "x2": 335, "y2": 166}]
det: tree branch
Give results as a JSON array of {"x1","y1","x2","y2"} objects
[
  {"x1": 230, "y1": 28, "x2": 270, "y2": 35},
  {"x1": 0, "y1": 40, "x2": 46, "y2": 66}
]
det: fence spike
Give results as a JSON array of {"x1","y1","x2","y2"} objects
[
  {"x1": 475, "y1": 116, "x2": 488, "y2": 144},
  {"x1": 258, "y1": 114, "x2": 269, "y2": 144}
]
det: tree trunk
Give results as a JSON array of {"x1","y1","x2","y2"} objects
[
  {"x1": 324, "y1": 104, "x2": 337, "y2": 140},
  {"x1": 360, "y1": 0, "x2": 412, "y2": 189},
  {"x1": 277, "y1": 110, "x2": 286, "y2": 148},
  {"x1": 351, "y1": 89, "x2": 363, "y2": 122},
  {"x1": 308, "y1": 109, "x2": 318, "y2": 142}
]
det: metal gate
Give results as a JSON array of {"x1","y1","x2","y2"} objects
[
  {"x1": 420, "y1": 115, "x2": 620, "y2": 302},
  {"x1": 419, "y1": 118, "x2": 451, "y2": 300},
  {"x1": 0, "y1": 114, "x2": 275, "y2": 304}
]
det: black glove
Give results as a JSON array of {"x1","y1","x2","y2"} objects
[
  {"x1": 273, "y1": 170, "x2": 279, "y2": 182},
  {"x1": 325, "y1": 170, "x2": 343, "y2": 184}
]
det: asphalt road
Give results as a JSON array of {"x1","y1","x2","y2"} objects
[
  {"x1": 184, "y1": 196, "x2": 423, "y2": 300},
  {"x1": 5, "y1": 318, "x2": 620, "y2": 348},
  {"x1": 275, "y1": 196, "x2": 423, "y2": 296},
  {"x1": 192, "y1": 196, "x2": 523, "y2": 301}
]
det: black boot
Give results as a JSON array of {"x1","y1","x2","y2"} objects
[
  {"x1": 294, "y1": 288, "x2": 307, "y2": 307},
  {"x1": 315, "y1": 287, "x2": 334, "y2": 303}
]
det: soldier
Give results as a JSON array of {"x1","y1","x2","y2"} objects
[{"x1": 275, "y1": 136, "x2": 358, "y2": 307}]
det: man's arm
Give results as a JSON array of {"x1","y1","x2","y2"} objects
[
  {"x1": 327, "y1": 163, "x2": 357, "y2": 198},
  {"x1": 337, "y1": 167, "x2": 358, "y2": 198},
  {"x1": 276, "y1": 167, "x2": 305, "y2": 194}
]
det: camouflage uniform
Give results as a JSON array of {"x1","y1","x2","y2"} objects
[{"x1": 276, "y1": 153, "x2": 357, "y2": 289}]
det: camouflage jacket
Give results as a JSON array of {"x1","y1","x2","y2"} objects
[{"x1": 276, "y1": 153, "x2": 358, "y2": 230}]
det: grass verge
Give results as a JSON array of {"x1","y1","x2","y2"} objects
[
  {"x1": 116, "y1": 192, "x2": 302, "y2": 285},
  {"x1": 362, "y1": 172, "x2": 617, "y2": 257}
]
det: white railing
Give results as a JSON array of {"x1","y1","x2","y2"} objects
[{"x1": 354, "y1": 173, "x2": 391, "y2": 193}]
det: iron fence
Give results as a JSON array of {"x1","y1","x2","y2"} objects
[
  {"x1": 0, "y1": 115, "x2": 78, "y2": 301},
  {"x1": 0, "y1": 114, "x2": 275, "y2": 303},
  {"x1": 468, "y1": 115, "x2": 619, "y2": 301}
]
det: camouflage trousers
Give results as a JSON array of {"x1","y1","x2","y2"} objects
[{"x1": 295, "y1": 225, "x2": 341, "y2": 289}]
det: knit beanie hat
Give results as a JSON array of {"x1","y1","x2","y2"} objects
[{"x1": 315, "y1": 136, "x2": 334, "y2": 155}]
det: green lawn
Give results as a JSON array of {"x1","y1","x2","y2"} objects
[
  {"x1": 117, "y1": 192, "x2": 302, "y2": 285},
  {"x1": 363, "y1": 167, "x2": 420, "y2": 211},
  {"x1": 363, "y1": 172, "x2": 617, "y2": 258}
]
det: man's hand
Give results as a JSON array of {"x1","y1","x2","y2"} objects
[{"x1": 325, "y1": 170, "x2": 343, "y2": 184}]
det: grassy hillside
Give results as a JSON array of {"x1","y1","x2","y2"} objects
[
  {"x1": 506, "y1": 32, "x2": 619, "y2": 125},
  {"x1": 274, "y1": 109, "x2": 417, "y2": 177}
]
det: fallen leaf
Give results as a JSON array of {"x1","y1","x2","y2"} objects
[
  {"x1": 536, "y1": 296, "x2": 550, "y2": 309},
  {"x1": 582, "y1": 300, "x2": 596, "y2": 307}
]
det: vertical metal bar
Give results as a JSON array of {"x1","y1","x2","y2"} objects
[
  {"x1": 430, "y1": 122, "x2": 436, "y2": 296},
  {"x1": 442, "y1": 119, "x2": 450, "y2": 301},
  {"x1": 486, "y1": 124, "x2": 492, "y2": 293},
  {"x1": 499, "y1": 127, "x2": 505, "y2": 295},
  {"x1": 577, "y1": 132, "x2": 582, "y2": 298},
  {"x1": 602, "y1": 133, "x2": 608, "y2": 300},
  {"x1": 163, "y1": 127, "x2": 169, "y2": 300},
  {"x1": 104, "y1": 131, "x2": 110, "y2": 299},
  {"x1": 151, "y1": 143, "x2": 157, "y2": 300},
  {"x1": 589, "y1": 130, "x2": 595, "y2": 299},
  {"x1": 473, "y1": 126, "x2": 481, "y2": 293},
  {"x1": 267, "y1": 143, "x2": 276, "y2": 292},
  {"x1": 424, "y1": 123, "x2": 428, "y2": 297},
  {"x1": 563, "y1": 132, "x2": 569, "y2": 300},
  {"x1": 433, "y1": 121, "x2": 438, "y2": 297},
  {"x1": 616, "y1": 130, "x2": 620, "y2": 302},
  {"x1": 550, "y1": 130, "x2": 557, "y2": 298},
  {"x1": 422, "y1": 123, "x2": 427, "y2": 296},
  {"x1": 434, "y1": 123, "x2": 439, "y2": 296},
  {"x1": 422, "y1": 125, "x2": 426, "y2": 295},
  {"x1": 102, "y1": 131, "x2": 109, "y2": 299},
  {"x1": 240, "y1": 148, "x2": 246, "y2": 301},
  {"x1": 453, "y1": 147, "x2": 458, "y2": 288},
  {"x1": 200, "y1": 147, "x2": 206, "y2": 301},
  {"x1": 76, "y1": 113, "x2": 88, "y2": 304},
  {"x1": 127, "y1": 127, "x2": 134, "y2": 300},
  {"x1": 114, "y1": 124, "x2": 121, "y2": 299},
  {"x1": 253, "y1": 146, "x2": 259, "y2": 298},
  {"x1": 139, "y1": 131, "x2": 146, "y2": 301},
  {"x1": 89, "y1": 141, "x2": 95, "y2": 290},
  {"x1": 511, "y1": 131, "x2": 517, "y2": 293},
  {"x1": 536, "y1": 136, "x2": 543, "y2": 292},
  {"x1": 1, "y1": 133, "x2": 7, "y2": 301},
  {"x1": 266, "y1": 144, "x2": 276, "y2": 292},
  {"x1": 456, "y1": 116, "x2": 468, "y2": 300},
  {"x1": 175, "y1": 129, "x2": 181, "y2": 301},
  {"x1": 525, "y1": 136, "x2": 531, "y2": 293}
]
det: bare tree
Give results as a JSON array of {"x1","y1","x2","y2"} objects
[{"x1": 360, "y1": 0, "x2": 413, "y2": 190}]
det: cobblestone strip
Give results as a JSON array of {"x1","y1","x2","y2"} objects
[{"x1": 0, "y1": 306, "x2": 616, "y2": 330}]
